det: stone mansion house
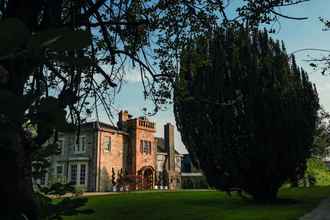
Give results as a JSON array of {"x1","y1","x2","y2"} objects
[{"x1": 40, "y1": 110, "x2": 183, "y2": 192}]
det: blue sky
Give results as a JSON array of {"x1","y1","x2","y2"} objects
[{"x1": 97, "y1": 1, "x2": 330, "y2": 154}]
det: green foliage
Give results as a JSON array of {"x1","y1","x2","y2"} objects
[
  {"x1": 35, "y1": 182, "x2": 93, "y2": 219},
  {"x1": 0, "y1": 18, "x2": 30, "y2": 56},
  {"x1": 306, "y1": 158, "x2": 330, "y2": 186},
  {"x1": 0, "y1": 90, "x2": 30, "y2": 123},
  {"x1": 36, "y1": 192, "x2": 93, "y2": 220},
  {"x1": 311, "y1": 108, "x2": 330, "y2": 158},
  {"x1": 174, "y1": 27, "x2": 319, "y2": 201}
]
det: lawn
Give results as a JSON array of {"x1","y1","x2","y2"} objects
[{"x1": 64, "y1": 186, "x2": 330, "y2": 220}]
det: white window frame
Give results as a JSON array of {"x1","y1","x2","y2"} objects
[
  {"x1": 57, "y1": 138, "x2": 65, "y2": 155},
  {"x1": 56, "y1": 164, "x2": 64, "y2": 177},
  {"x1": 69, "y1": 162, "x2": 88, "y2": 187},
  {"x1": 104, "y1": 136, "x2": 111, "y2": 152},
  {"x1": 69, "y1": 164, "x2": 78, "y2": 184},
  {"x1": 55, "y1": 163, "x2": 65, "y2": 183},
  {"x1": 79, "y1": 163, "x2": 87, "y2": 185},
  {"x1": 74, "y1": 135, "x2": 87, "y2": 153}
]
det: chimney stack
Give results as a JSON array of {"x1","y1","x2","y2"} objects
[
  {"x1": 164, "y1": 123, "x2": 175, "y2": 172},
  {"x1": 118, "y1": 110, "x2": 129, "y2": 130}
]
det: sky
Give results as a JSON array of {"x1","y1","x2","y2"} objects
[{"x1": 95, "y1": 0, "x2": 330, "y2": 154}]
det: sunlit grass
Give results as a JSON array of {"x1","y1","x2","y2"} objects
[{"x1": 64, "y1": 186, "x2": 330, "y2": 220}]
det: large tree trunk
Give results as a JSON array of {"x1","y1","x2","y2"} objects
[
  {"x1": 1, "y1": 0, "x2": 40, "y2": 214},
  {"x1": 0, "y1": 124, "x2": 39, "y2": 220}
]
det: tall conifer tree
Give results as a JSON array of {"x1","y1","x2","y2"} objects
[{"x1": 174, "y1": 28, "x2": 319, "y2": 201}]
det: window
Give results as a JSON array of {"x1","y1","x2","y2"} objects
[
  {"x1": 70, "y1": 164, "x2": 77, "y2": 184},
  {"x1": 143, "y1": 141, "x2": 149, "y2": 154},
  {"x1": 141, "y1": 140, "x2": 152, "y2": 154},
  {"x1": 80, "y1": 164, "x2": 86, "y2": 185},
  {"x1": 69, "y1": 163, "x2": 88, "y2": 186},
  {"x1": 80, "y1": 136, "x2": 86, "y2": 152},
  {"x1": 57, "y1": 139, "x2": 64, "y2": 155},
  {"x1": 104, "y1": 136, "x2": 111, "y2": 152},
  {"x1": 56, "y1": 165, "x2": 63, "y2": 176},
  {"x1": 74, "y1": 136, "x2": 86, "y2": 153},
  {"x1": 40, "y1": 173, "x2": 47, "y2": 185}
]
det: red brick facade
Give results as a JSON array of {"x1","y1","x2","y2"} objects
[
  {"x1": 96, "y1": 127, "x2": 128, "y2": 191},
  {"x1": 47, "y1": 110, "x2": 182, "y2": 192},
  {"x1": 94, "y1": 113, "x2": 158, "y2": 191}
]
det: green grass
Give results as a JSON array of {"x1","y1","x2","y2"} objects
[{"x1": 64, "y1": 186, "x2": 330, "y2": 220}]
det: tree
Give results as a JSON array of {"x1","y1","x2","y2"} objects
[
  {"x1": 0, "y1": 0, "x2": 309, "y2": 218},
  {"x1": 174, "y1": 27, "x2": 319, "y2": 201},
  {"x1": 311, "y1": 107, "x2": 330, "y2": 158}
]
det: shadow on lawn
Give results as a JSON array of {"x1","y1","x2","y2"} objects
[
  {"x1": 183, "y1": 195, "x2": 300, "y2": 208},
  {"x1": 248, "y1": 198, "x2": 300, "y2": 205}
]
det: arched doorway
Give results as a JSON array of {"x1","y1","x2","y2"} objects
[{"x1": 139, "y1": 166, "x2": 154, "y2": 190}]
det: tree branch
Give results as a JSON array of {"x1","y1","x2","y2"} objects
[
  {"x1": 88, "y1": 20, "x2": 148, "y2": 27},
  {"x1": 95, "y1": 65, "x2": 118, "y2": 87},
  {"x1": 291, "y1": 48, "x2": 330, "y2": 55},
  {"x1": 83, "y1": 0, "x2": 107, "y2": 18},
  {"x1": 270, "y1": 9, "x2": 308, "y2": 20}
]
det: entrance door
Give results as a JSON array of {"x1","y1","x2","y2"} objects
[{"x1": 143, "y1": 168, "x2": 154, "y2": 189}]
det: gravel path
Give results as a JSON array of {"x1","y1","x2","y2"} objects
[{"x1": 299, "y1": 197, "x2": 330, "y2": 220}]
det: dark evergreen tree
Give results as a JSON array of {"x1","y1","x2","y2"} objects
[{"x1": 174, "y1": 27, "x2": 319, "y2": 201}]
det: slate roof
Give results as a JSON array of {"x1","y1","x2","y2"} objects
[{"x1": 81, "y1": 121, "x2": 128, "y2": 135}]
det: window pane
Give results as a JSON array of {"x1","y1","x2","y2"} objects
[
  {"x1": 80, "y1": 164, "x2": 86, "y2": 185},
  {"x1": 143, "y1": 141, "x2": 148, "y2": 153},
  {"x1": 40, "y1": 173, "x2": 46, "y2": 185},
  {"x1": 58, "y1": 140, "x2": 64, "y2": 154},
  {"x1": 56, "y1": 165, "x2": 63, "y2": 176},
  {"x1": 70, "y1": 164, "x2": 77, "y2": 184},
  {"x1": 81, "y1": 136, "x2": 86, "y2": 152},
  {"x1": 142, "y1": 140, "x2": 152, "y2": 154},
  {"x1": 104, "y1": 136, "x2": 111, "y2": 151}
]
